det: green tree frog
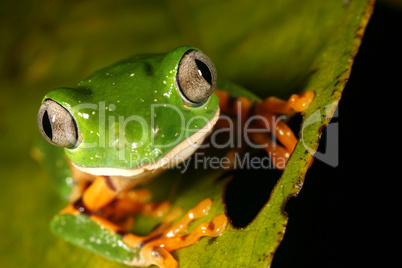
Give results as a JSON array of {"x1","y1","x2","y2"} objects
[{"x1": 37, "y1": 46, "x2": 313, "y2": 267}]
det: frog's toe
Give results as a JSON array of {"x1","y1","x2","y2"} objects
[
  {"x1": 132, "y1": 214, "x2": 227, "y2": 267},
  {"x1": 160, "y1": 213, "x2": 228, "y2": 252},
  {"x1": 138, "y1": 245, "x2": 178, "y2": 268},
  {"x1": 123, "y1": 199, "x2": 227, "y2": 267},
  {"x1": 206, "y1": 213, "x2": 228, "y2": 237}
]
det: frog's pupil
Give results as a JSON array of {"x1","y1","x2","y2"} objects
[
  {"x1": 195, "y1": 59, "x2": 212, "y2": 85},
  {"x1": 42, "y1": 110, "x2": 53, "y2": 140}
]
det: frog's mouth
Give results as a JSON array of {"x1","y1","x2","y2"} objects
[{"x1": 72, "y1": 108, "x2": 220, "y2": 179}]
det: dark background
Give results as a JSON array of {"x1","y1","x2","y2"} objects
[{"x1": 272, "y1": 3, "x2": 399, "y2": 267}]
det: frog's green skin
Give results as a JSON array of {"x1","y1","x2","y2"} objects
[
  {"x1": 42, "y1": 46, "x2": 221, "y2": 176},
  {"x1": 38, "y1": 46, "x2": 259, "y2": 265}
]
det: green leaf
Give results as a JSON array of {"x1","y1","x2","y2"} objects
[{"x1": 0, "y1": 0, "x2": 374, "y2": 267}]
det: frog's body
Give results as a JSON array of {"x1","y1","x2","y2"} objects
[{"x1": 37, "y1": 46, "x2": 313, "y2": 268}]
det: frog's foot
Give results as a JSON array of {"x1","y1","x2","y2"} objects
[
  {"x1": 130, "y1": 213, "x2": 227, "y2": 268},
  {"x1": 55, "y1": 198, "x2": 226, "y2": 268},
  {"x1": 122, "y1": 198, "x2": 228, "y2": 268},
  {"x1": 251, "y1": 91, "x2": 314, "y2": 169}
]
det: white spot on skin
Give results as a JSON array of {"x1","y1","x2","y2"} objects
[
  {"x1": 62, "y1": 102, "x2": 72, "y2": 107},
  {"x1": 116, "y1": 240, "x2": 126, "y2": 248},
  {"x1": 78, "y1": 112, "x2": 89, "y2": 119},
  {"x1": 166, "y1": 230, "x2": 174, "y2": 238},
  {"x1": 163, "y1": 90, "x2": 172, "y2": 98}
]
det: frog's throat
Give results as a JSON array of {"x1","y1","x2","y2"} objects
[{"x1": 72, "y1": 108, "x2": 220, "y2": 179}]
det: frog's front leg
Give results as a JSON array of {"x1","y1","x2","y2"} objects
[{"x1": 52, "y1": 176, "x2": 227, "y2": 268}]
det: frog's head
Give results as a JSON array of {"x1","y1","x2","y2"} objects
[{"x1": 37, "y1": 46, "x2": 220, "y2": 178}]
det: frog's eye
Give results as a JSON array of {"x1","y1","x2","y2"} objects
[
  {"x1": 176, "y1": 50, "x2": 217, "y2": 105},
  {"x1": 37, "y1": 99, "x2": 80, "y2": 148}
]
